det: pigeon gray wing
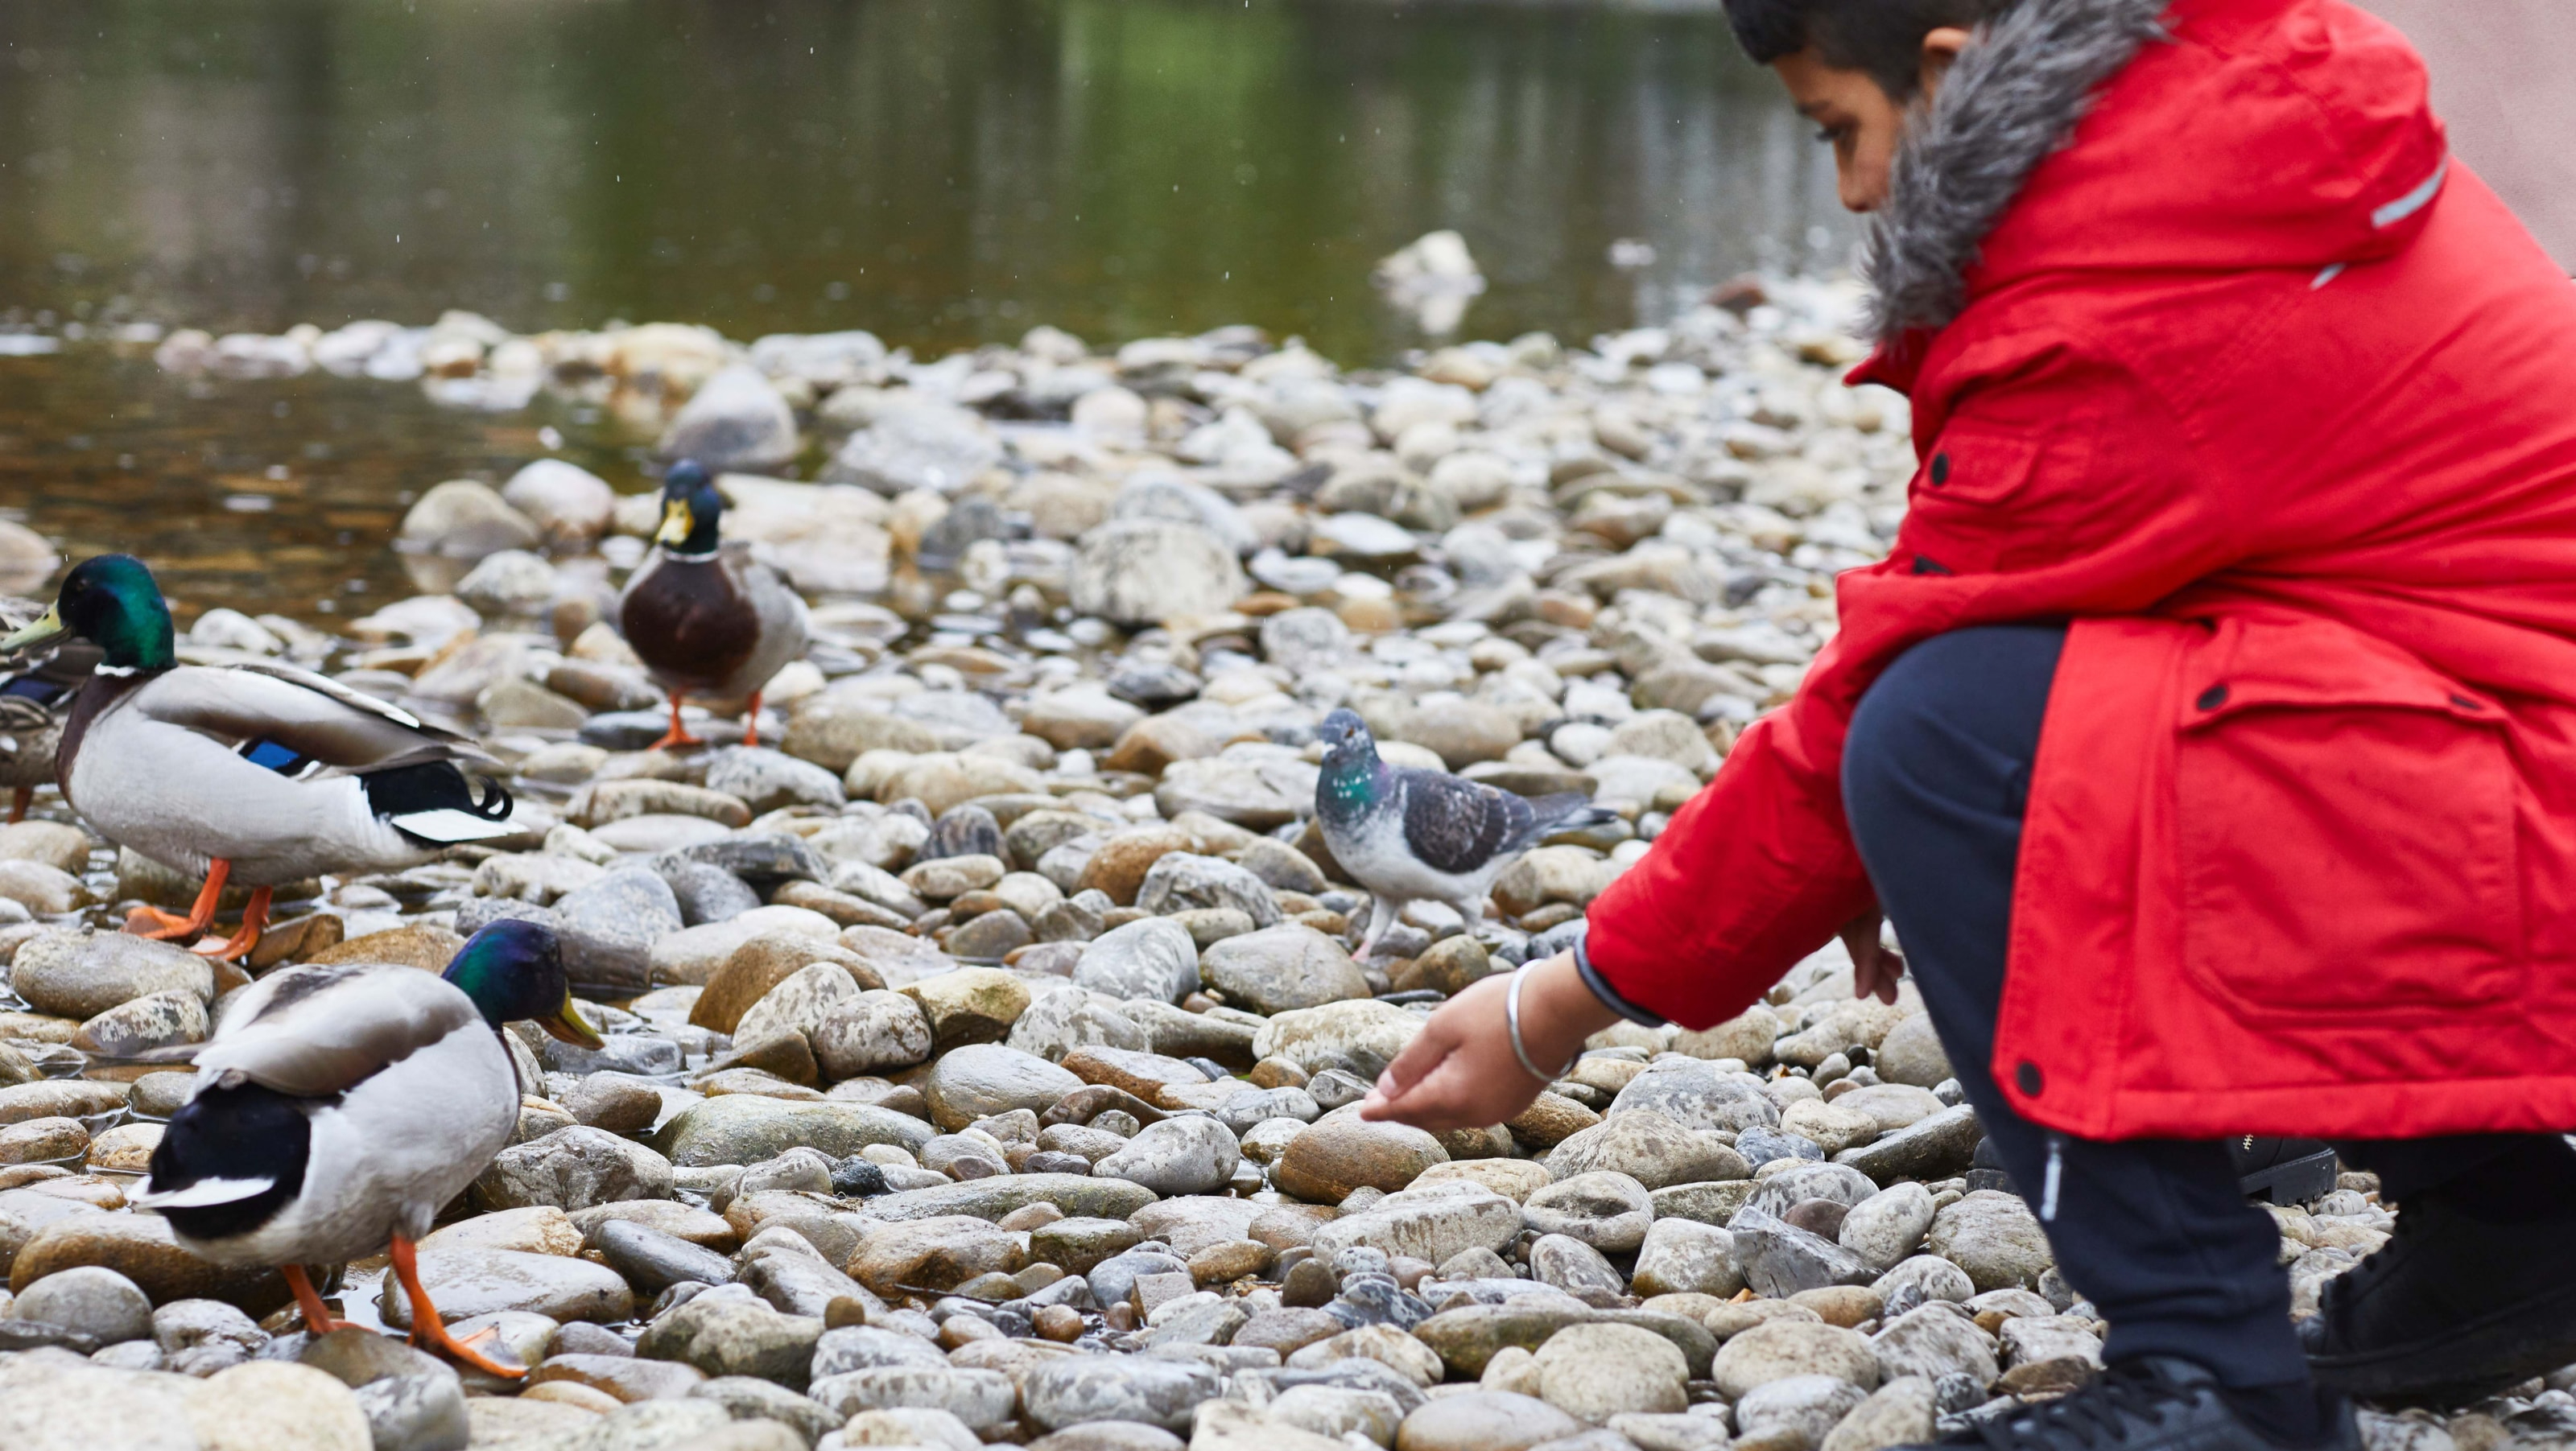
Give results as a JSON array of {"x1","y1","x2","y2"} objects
[
  {"x1": 1397, "y1": 769, "x2": 1535, "y2": 876},
  {"x1": 1515, "y1": 790, "x2": 1610, "y2": 847}
]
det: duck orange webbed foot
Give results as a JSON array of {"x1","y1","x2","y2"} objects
[
  {"x1": 646, "y1": 695, "x2": 704, "y2": 752},
  {"x1": 128, "y1": 860, "x2": 231, "y2": 942},
  {"x1": 389, "y1": 1233, "x2": 526, "y2": 1379},
  {"x1": 189, "y1": 887, "x2": 272, "y2": 961}
]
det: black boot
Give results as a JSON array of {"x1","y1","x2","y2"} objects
[
  {"x1": 2231, "y1": 1138, "x2": 2339, "y2": 1206},
  {"x1": 1970, "y1": 1136, "x2": 2338, "y2": 1206},
  {"x1": 2301, "y1": 1189, "x2": 2576, "y2": 1404},
  {"x1": 1910, "y1": 1358, "x2": 2354, "y2": 1451}
]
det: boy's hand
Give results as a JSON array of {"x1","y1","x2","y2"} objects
[
  {"x1": 1360, "y1": 950, "x2": 1619, "y2": 1132},
  {"x1": 1844, "y1": 911, "x2": 1904, "y2": 1004}
]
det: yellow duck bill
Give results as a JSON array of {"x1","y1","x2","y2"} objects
[
  {"x1": 539, "y1": 995, "x2": 605, "y2": 1050},
  {"x1": 655, "y1": 499, "x2": 696, "y2": 546},
  {"x1": 0, "y1": 604, "x2": 66, "y2": 654}
]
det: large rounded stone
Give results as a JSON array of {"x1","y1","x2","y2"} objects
[
  {"x1": 1924, "y1": 1191, "x2": 2054, "y2": 1292},
  {"x1": 848, "y1": 1216, "x2": 1026, "y2": 1296},
  {"x1": 1092, "y1": 1115, "x2": 1241, "y2": 1197},
  {"x1": 1671, "y1": 1007, "x2": 1780, "y2": 1066},
  {"x1": 0, "y1": 1078, "x2": 129, "y2": 1126},
  {"x1": 1071, "y1": 520, "x2": 1249, "y2": 627},
  {"x1": 9, "y1": 1214, "x2": 289, "y2": 1314},
  {"x1": 398, "y1": 479, "x2": 542, "y2": 563},
  {"x1": 1073, "y1": 828, "x2": 1195, "y2": 906},
  {"x1": 7, "y1": 931, "x2": 212, "y2": 1020},
  {"x1": 661, "y1": 364, "x2": 799, "y2": 472},
  {"x1": 471, "y1": 1126, "x2": 675, "y2": 1212},
  {"x1": 1274, "y1": 1116, "x2": 1449, "y2": 1204},
  {"x1": 814, "y1": 991, "x2": 938, "y2": 1079},
  {"x1": 1630, "y1": 1217, "x2": 1744, "y2": 1299},
  {"x1": 1534, "y1": 1321, "x2": 1689, "y2": 1420},
  {"x1": 902, "y1": 969, "x2": 1034, "y2": 1051},
  {"x1": 1872, "y1": 1016, "x2": 1953, "y2": 1090},
  {"x1": 691, "y1": 935, "x2": 885, "y2": 1035},
  {"x1": 1253, "y1": 1000, "x2": 1423, "y2": 1079},
  {"x1": 1521, "y1": 1172, "x2": 1653, "y2": 1252},
  {"x1": 184, "y1": 1361, "x2": 373, "y2": 1451},
  {"x1": 1133, "y1": 854, "x2": 1282, "y2": 929},
  {"x1": 1199, "y1": 925, "x2": 1368, "y2": 1015},
  {"x1": 8, "y1": 1264, "x2": 153, "y2": 1343},
  {"x1": 1839, "y1": 1184, "x2": 1937, "y2": 1272},
  {"x1": 1710, "y1": 1319, "x2": 1881, "y2": 1399},
  {"x1": 632, "y1": 1286, "x2": 825, "y2": 1388},
  {"x1": 1546, "y1": 1110, "x2": 1748, "y2": 1190},
  {"x1": 378, "y1": 1248, "x2": 634, "y2": 1328},
  {"x1": 1309, "y1": 1185, "x2": 1522, "y2": 1267},
  {"x1": 1736, "y1": 1374, "x2": 1870, "y2": 1448},
  {"x1": 1607, "y1": 1061, "x2": 1780, "y2": 1136},
  {"x1": 1071, "y1": 917, "x2": 1202, "y2": 1004},
  {"x1": 923, "y1": 1044, "x2": 1084, "y2": 1132},
  {"x1": 652, "y1": 1096, "x2": 932, "y2": 1168},
  {"x1": 1394, "y1": 1391, "x2": 1583, "y2": 1451},
  {"x1": 1024, "y1": 1354, "x2": 1220, "y2": 1433}
]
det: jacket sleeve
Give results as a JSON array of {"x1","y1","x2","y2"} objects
[{"x1": 1579, "y1": 347, "x2": 2242, "y2": 1029}]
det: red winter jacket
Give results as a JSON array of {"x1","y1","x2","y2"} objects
[{"x1": 1582, "y1": 0, "x2": 2576, "y2": 1140}]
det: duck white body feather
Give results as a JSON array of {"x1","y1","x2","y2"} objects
[
  {"x1": 64, "y1": 662, "x2": 514, "y2": 884},
  {"x1": 141, "y1": 963, "x2": 519, "y2": 1267}
]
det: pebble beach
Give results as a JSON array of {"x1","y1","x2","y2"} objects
[{"x1": 0, "y1": 283, "x2": 2533, "y2": 1451}]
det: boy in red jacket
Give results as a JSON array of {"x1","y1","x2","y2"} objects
[{"x1": 1364, "y1": 2, "x2": 2576, "y2": 1447}]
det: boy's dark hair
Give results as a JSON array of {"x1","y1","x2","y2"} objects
[{"x1": 1724, "y1": 0, "x2": 2012, "y2": 99}]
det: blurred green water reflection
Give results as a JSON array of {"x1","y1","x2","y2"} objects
[
  {"x1": 0, "y1": 0, "x2": 1847, "y2": 618},
  {"x1": 1, "y1": 0, "x2": 1847, "y2": 359}
]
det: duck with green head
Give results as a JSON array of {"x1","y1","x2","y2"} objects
[
  {"x1": 0, "y1": 594, "x2": 101, "y2": 823},
  {"x1": 0, "y1": 554, "x2": 518, "y2": 958},
  {"x1": 615, "y1": 460, "x2": 808, "y2": 751},
  {"x1": 139, "y1": 918, "x2": 599, "y2": 1377}
]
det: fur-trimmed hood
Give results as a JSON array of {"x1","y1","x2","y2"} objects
[{"x1": 1863, "y1": 0, "x2": 2451, "y2": 347}]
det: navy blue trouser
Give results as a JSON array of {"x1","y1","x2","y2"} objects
[{"x1": 1842, "y1": 624, "x2": 2576, "y2": 1387}]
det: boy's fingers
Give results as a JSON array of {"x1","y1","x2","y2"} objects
[{"x1": 1376, "y1": 1014, "x2": 1455, "y2": 1094}]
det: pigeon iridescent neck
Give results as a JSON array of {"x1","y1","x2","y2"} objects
[{"x1": 1319, "y1": 723, "x2": 1388, "y2": 816}]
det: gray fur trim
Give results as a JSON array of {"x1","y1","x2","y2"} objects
[{"x1": 1863, "y1": 0, "x2": 2169, "y2": 344}]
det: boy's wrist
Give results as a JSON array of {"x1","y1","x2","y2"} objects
[{"x1": 1517, "y1": 950, "x2": 1624, "y2": 1076}]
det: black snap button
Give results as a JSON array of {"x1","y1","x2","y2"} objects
[
  {"x1": 2195, "y1": 684, "x2": 2229, "y2": 711},
  {"x1": 2016, "y1": 1061, "x2": 2043, "y2": 1096},
  {"x1": 1930, "y1": 452, "x2": 1951, "y2": 485}
]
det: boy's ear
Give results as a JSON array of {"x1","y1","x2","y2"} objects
[{"x1": 1918, "y1": 25, "x2": 1974, "y2": 101}]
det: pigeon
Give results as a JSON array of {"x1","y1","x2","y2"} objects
[{"x1": 1314, "y1": 708, "x2": 1616, "y2": 958}]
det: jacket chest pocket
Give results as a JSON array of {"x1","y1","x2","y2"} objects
[
  {"x1": 2175, "y1": 623, "x2": 2522, "y2": 1017},
  {"x1": 1901, "y1": 426, "x2": 2071, "y2": 575}
]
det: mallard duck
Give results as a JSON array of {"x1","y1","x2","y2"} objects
[
  {"x1": 138, "y1": 919, "x2": 601, "y2": 1376},
  {"x1": 617, "y1": 460, "x2": 808, "y2": 751},
  {"x1": 0, "y1": 554, "x2": 518, "y2": 959},
  {"x1": 0, "y1": 597, "x2": 100, "y2": 823}
]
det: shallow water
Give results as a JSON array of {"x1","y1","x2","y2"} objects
[{"x1": 0, "y1": 0, "x2": 1849, "y2": 618}]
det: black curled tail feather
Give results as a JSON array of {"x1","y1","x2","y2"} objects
[
  {"x1": 365, "y1": 761, "x2": 518, "y2": 844},
  {"x1": 469, "y1": 774, "x2": 512, "y2": 821}
]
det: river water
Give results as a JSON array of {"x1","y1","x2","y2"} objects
[{"x1": 0, "y1": 0, "x2": 1850, "y2": 619}]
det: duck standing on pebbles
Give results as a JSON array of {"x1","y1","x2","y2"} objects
[
  {"x1": 1315, "y1": 707, "x2": 1614, "y2": 958},
  {"x1": 617, "y1": 459, "x2": 808, "y2": 751},
  {"x1": 0, "y1": 597, "x2": 100, "y2": 822},
  {"x1": 138, "y1": 920, "x2": 601, "y2": 1376},
  {"x1": 0, "y1": 554, "x2": 519, "y2": 959}
]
